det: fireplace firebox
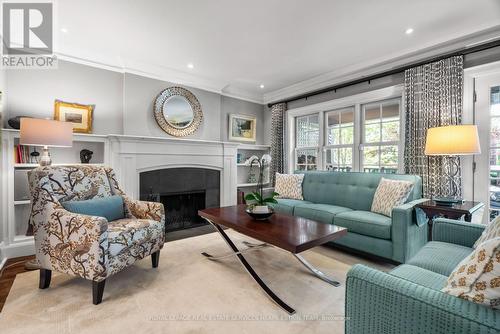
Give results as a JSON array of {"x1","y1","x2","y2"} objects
[{"x1": 139, "y1": 168, "x2": 220, "y2": 233}]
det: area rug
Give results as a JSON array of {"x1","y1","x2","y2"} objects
[{"x1": 0, "y1": 230, "x2": 393, "y2": 334}]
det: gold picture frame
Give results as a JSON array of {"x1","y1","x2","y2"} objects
[
  {"x1": 229, "y1": 114, "x2": 257, "y2": 142},
  {"x1": 54, "y1": 100, "x2": 94, "y2": 133}
]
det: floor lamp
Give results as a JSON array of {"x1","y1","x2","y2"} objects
[
  {"x1": 20, "y1": 118, "x2": 73, "y2": 269},
  {"x1": 425, "y1": 125, "x2": 481, "y2": 206}
]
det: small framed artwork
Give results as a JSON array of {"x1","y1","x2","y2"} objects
[
  {"x1": 54, "y1": 100, "x2": 94, "y2": 133},
  {"x1": 229, "y1": 114, "x2": 256, "y2": 142}
]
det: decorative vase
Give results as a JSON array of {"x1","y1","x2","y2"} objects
[{"x1": 246, "y1": 206, "x2": 274, "y2": 220}]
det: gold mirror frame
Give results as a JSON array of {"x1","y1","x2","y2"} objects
[{"x1": 154, "y1": 87, "x2": 203, "y2": 137}]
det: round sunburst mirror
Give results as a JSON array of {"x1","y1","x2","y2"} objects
[{"x1": 154, "y1": 87, "x2": 203, "y2": 137}]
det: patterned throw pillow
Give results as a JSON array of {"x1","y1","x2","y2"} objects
[
  {"x1": 442, "y1": 237, "x2": 500, "y2": 309},
  {"x1": 274, "y1": 173, "x2": 305, "y2": 200},
  {"x1": 370, "y1": 178, "x2": 414, "y2": 217},
  {"x1": 474, "y1": 215, "x2": 500, "y2": 248}
]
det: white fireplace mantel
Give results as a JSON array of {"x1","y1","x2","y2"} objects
[{"x1": 108, "y1": 134, "x2": 239, "y2": 207}]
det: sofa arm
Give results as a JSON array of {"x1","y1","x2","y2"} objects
[
  {"x1": 35, "y1": 208, "x2": 109, "y2": 281},
  {"x1": 391, "y1": 198, "x2": 429, "y2": 263},
  {"x1": 346, "y1": 264, "x2": 500, "y2": 334},
  {"x1": 123, "y1": 196, "x2": 165, "y2": 224},
  {"x1": 432, "y1": 218, "x2": 485, "y2": 248}
]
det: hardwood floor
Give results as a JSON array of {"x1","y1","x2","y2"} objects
[{"x1": 0, "y1": 255, "x2": 35, "y2": 312}]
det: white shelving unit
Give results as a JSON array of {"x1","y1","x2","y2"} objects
[
  {"x1": 1, "y1": 128, "x2": 109, "y2": 262},
  {"x1": 236, "y1": 144, "x2": 273, "y2": 199}
]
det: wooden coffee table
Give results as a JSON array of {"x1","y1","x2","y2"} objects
[{"x1": 198, "y1": 205, "x2": 347, "y2": 314}]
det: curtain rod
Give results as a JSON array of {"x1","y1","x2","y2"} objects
[{"x1": 267, "y1": 38, "x2": 500, "y2": 107}]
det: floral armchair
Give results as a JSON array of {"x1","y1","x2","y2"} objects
[{"x1": 28, "y1": 165, "x2": 165, "y2": 304}]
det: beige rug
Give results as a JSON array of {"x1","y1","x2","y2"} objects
[{"x1": 0, "y1": 230, "x2": 393, "y2": 334}]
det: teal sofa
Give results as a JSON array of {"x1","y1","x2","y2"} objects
[
  {"x1": 272, "y1": 171, "x2": 426, "y2": 263},
  {"x1": 345, "y1": 218, "x2": 500, "y2": 334}
]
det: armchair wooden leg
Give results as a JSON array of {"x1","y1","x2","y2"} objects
[
  {"x1": 92, "y1": 280, "x2": 106, "y2": 305},
  {"x1": 39, "y1": 269, "x2": 51, "y2": 289},
  {"x1": 151, "y1": 250, "x2": 160, "y2": 268}
]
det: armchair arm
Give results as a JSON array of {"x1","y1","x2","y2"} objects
[
  {"x1": 391, "y1": 198, "x2": 429, "y2": 263},
  {"x1": 35, "y1": 208, "x2": 109, "y2": 281},
  {"x1": 432, "y1": 218, "x2": 485, "y2": 248},
  {"x1": 346, "y1": 264, "x2": 500, "y2": 334},
  {"x1": 123, "y1": 196, "x2": 165, "y2": 224}
]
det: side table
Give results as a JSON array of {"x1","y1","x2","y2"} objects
[{"x1": 415, "y1": 200, "x2": 485, "y2": 240}]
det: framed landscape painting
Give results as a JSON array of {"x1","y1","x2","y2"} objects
[
  {"x1": 229, "y1": 114, "x2": 256, "y2": 142},
  {"x1": 54, "y1": 100, "x2": 94, "y2": 133}
]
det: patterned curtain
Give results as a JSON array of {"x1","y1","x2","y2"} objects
[
  {"x1": 269, "y1": 103, "x2": 287, "y2": 185},
  {"x1": 404, "y1": 55, "x2": 464, "y2": 198}
]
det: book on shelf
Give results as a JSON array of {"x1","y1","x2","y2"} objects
[{"x1": 14, "y1": 145, "x2": 40, "y2": 164}]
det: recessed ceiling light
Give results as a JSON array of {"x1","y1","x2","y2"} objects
[
  {"x1": 405, "y1": 28, "x2": 414, "y2": 35},
  {"x1": 187, "y1": 63, "x2": 194, "y2": 69},
  {"x1": 259, "y1": 84, "x2": 265, "y2": 89},
  {"x1": 60, "y1": 27, "x2": 68, "y2": 33}
]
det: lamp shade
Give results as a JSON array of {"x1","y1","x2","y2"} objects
[
  {"x1": 20, "y1": 118, "x2": 73, "y2": 147},
  {"x1": 425, "y1": 125, "x2": 481, "y2": 156}
]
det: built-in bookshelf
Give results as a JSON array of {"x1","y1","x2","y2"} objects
[
  {"x1": 1, "y1": 128, "x2": 109, "y2": 261},
  {"x1": 236, "y1": 144, "x2": 272, "y2": 201}
]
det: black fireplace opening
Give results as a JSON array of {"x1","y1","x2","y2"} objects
[
  {"x1": 140, "y1": 167, "x2": 220, "y2": 234},
  {"x1": 161, "y1": 191, "x2": 206, "y2": 232}
]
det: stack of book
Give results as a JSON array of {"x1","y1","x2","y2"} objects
[{"x1": 14, "y1": 145, "x2": 39, "y2": 164}]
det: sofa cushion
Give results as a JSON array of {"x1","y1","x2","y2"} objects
[
  {"x1": 442, "y1": 237, "x2": 500, "y2": 309},
  {"x1": 272, "y1": 199, "x2": 312, "y2": 216},
  {"x1": 108, "y1": 218, "x2": 164, "y2": 257},
  {"x1": 275, "y1": 173, "x2": 305, "y2": 200},
  {"x1": 62, "y1": 195, "x2": 125, "y2": 222},
  {"x1": 334, "y1": 210, "x2": 392, "y2": 239},
  {"x1": 390, "y1": 264, "x2": 448, "y2": 290},
  {"x1": 293, "y1": 203, "x2": 352, "y2": 224},
  {"x1": 407, "y1": 241, "x2": 473, "y2": 276},
  {"x1": 371, "y1": 178, "x2": 414, "y2": 217}
]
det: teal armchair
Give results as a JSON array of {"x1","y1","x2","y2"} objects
[{"x1": 345, "y1": 218, "x2": 500, "y2": 334}]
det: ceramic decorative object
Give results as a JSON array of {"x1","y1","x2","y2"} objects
[
  {"x1": 8, "y1": 116, "x2": 31, "y2": 129},
  {"x1": 80, "y1": 149, "x2": 93, "y2": 163}
]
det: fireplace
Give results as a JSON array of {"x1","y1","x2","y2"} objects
[{"x1": 139, "y1": 168, "x2": 220, "y2": 232}]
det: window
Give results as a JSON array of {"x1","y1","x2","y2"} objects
[
  {"x1": 290, "y1": 90, "x2": 403, "y2": 174},
  {"x1": 325, "y1": 107, "x2": 354, "y2": 171},
  {"x1": 489, "y1": 86, "x2": 500, "y2": 219},
  {"x1": 295, "y1": 114, "x2": 319, "y2": 170},
  {"x1": 361, "y1": 99, "x2": 400, "y2": 173}
]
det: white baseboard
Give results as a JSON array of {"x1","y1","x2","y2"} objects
[{"x1": 1, "y1": 241, "x2": 35, "y2": 264}]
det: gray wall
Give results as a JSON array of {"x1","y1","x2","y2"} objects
[
  {"x1": 123, "y1": 73, "x2": 223, "y2": 141},
  {"x1": 3, "y1": 60, "x2": 269, "y2": 143},
  {"x1": 4, "y1": 61, "x2": 124, "y2": 134}
]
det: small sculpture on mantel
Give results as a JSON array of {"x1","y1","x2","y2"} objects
[{"x1": 80, "y1": 149, "x2": 93, "y2": 164}]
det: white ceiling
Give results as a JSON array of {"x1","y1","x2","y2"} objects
[{"x1": 55, "y1": 0, "x2": 500, "y2": 104}]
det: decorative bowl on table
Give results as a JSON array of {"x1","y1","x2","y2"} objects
[{"x1": 245, "y1": 206, "x2": 275, "y2": 221}]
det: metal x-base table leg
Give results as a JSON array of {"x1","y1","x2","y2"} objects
[{"x1": 201, "y1": 218, "x2": 340, "y2": 315}]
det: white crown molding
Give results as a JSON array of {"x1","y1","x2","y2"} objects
[
  {"x1": 56, "y1": 53, "x2": 264, "y2": 104},
  {"x1": 264, "y1": 26, "x2": 500, "y2": 104}
]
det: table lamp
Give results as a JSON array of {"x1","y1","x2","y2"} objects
[
  {"x1": 20, "y1": 118, "x2": 73, "y2": 166},
  {"x1": 425, "y1": 125, "x2": 481, "y2": 206}
]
